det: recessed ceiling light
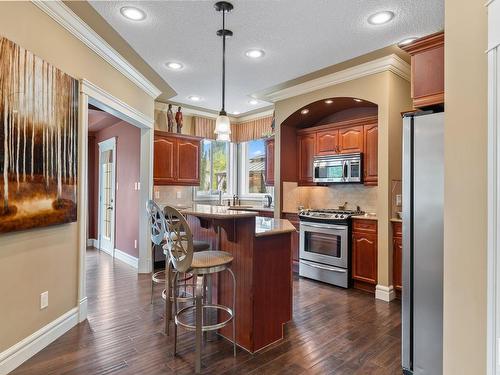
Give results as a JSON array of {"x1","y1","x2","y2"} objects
[
  {"x1": 188, "y1": 95, "x2": 201, "y2": 102},
  {"x1": 248, "y1": 99, "x2": 259, "y2": 105},
  {"x1": 165, "y1": 61, "x2": 183, "y2": 70},
  {"x1": 301, "y1": 109, "x2": 309, "y2": 115},
  {"x1": 232, "y1": 111, "x2": 240, "y2": 115},
  {"x1": 398, "y1": 37, "x2": 418, "y2": 46},
  {"x1": 120, "y1": 6, "x2": 146, "y2": 21},
  {"x1": 245, "y1": 49, "x2": 265, "y2": 59},
  {"x1": 353, "y1": 98, "x2": 363, "y2": 102},
  {"x1": 367, "y1": 11, "x2": 395, "y2": 25},
  {"x1": 325, "y1": 99, "x2": 334, "y2": 104}
]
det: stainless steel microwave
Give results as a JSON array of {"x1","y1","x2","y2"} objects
[{"x1": 313, "y1": 153, "x2": 363, "y2": 183}]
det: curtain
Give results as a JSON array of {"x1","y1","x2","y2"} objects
[{"x1": 193, "y1": 115, "x2": 273, "y2": 143}]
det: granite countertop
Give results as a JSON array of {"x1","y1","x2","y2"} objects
[
  {"x1": 255, "y1": 217, "x2": 296, "y2": 237},
  {"x1": 227, "y1": 206, "x2": 274, "y2": 213},
  {"x1": 390, "y1": 218, "x2": 402, "y2": 223},
  {"x1": 182, "y1": 204, "x2": 258, "y2": 219},
  {"x1": 351, "y1": 213, "x2": 378, "y2": 221}
]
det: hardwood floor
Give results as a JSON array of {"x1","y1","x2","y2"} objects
[{"x1": 13, "y1": 249, "x2": 401, "y2": 374}]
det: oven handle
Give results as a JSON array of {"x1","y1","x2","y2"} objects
[
  {"x1": 300, "y1": 260, "x2": 347, "y2": 273},
  {"x1": 300, "y1": 223, "x2": 347, "y2": 231}
]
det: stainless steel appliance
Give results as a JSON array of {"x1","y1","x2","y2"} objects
[
  {"x1": 298, "y1": 208, "x2": 363, "y2": 287},
  {"x1": 402, "y1": 111, "x2": 444, "y2": 375},
  {"x1": 313, "y1": 153, "x2": 362, "y2": 183}
]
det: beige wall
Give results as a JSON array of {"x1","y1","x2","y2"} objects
[
  {"x1": 274, "y1": 70, "x2": 411, "y2": 288},
  {"x1": 0, "y1": 2, "x2": 153, "y2": 352},
  {"x1": 443, "y1": 0, "x2": 488, "y2": 373}
]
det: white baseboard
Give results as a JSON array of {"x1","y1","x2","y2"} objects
[
  {"x1": 375, "y1": 284, "x2": 396, "y2": 302},
  {"x1": 86, "y1": 238, "x2": 97, "y2": 248},
  {"x1": 0, "y1": 307, "x2": 78, "y2": 375},
  {"x1": 78, "y1": 297, "x2": 88, "y2": 323},
  {"x1": 114, "y1": 248, "x2": 138, "y2": 269}
]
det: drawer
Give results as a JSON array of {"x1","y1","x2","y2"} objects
[
  {"x1": 352, "y1": 219, "x2": 377, "y2": 234},
  {"x1": 392, "y1": 221, "x2": 402, "y2": 238}
]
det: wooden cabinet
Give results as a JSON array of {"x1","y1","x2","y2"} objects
[
  {"x1": 297, "y1": 133, "x2": 316, "y2": 185},
  {"x1": 316, "y1": 129, "x2": 339, "y2": 155},
  {"x1": 296, "y1": 116, "x2": 378, "y2": 186},
  {"x1": 392, "y1": 221, "x2": 403, "y2": 294},
  {"x1": 265, "y1": 137, "x2": 275, "y2": 186},
  {"x1": 401, "y1": 32, "x2": 444, "y2": 109},
  {"x1": 352, "y1": 219, "x2": 378, "y2": 291},
  {"x1": 339, "y1": 126, "x2": 363, "y2": 154},
  {"x1": 153, "y1": 131, "x2": 202, "y2": 186},
  {"x1": 363, "y1": 123, "x2": 378, "y2": 185},
  {"x1": 282, "y1": 213, "x2": 300, "y2": 272}
]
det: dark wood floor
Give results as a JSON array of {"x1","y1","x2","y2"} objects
[{"x1": 13, "y1": 249, "x2": 401, "y2": 374}]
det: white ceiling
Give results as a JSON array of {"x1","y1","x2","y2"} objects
[{"x1": 90, "y1": 0, "x2": 443, "y2": 115}]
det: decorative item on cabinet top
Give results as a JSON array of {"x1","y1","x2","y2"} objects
[
  {"x1": 296, "y1": 116, "x2": 378, "y2": 186},
  {"x1": 0, "y1": 36, "x2": 79, "y2": 234},
  {"x1": 153, "y1": 131, "x2": 202, "y2": 186}
]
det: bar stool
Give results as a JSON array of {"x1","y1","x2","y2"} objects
[
  {"x1": 163, "y1": 206, "x2": 236, "y2": 374},
  {"x1": 146, "y1": 201, "x2": 210, "y2": 306}
]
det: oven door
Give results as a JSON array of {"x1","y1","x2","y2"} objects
[{"x1": 299, "y1": 221, "x2": 348, "y2": 268}]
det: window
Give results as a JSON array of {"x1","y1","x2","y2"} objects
[
  {"x1": 198, "y1": 139, "x2": 232, "y2": 196},
  {"x1": 239, "y1": 139, "x2": 272, "y2": 196}
]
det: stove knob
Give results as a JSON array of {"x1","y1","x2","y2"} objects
[
  {"x1": 340, "y1": 215, "x2": 344, "y2": 219},
  {"x1": 335, "y1": 214, "x2": 339, "y2": 218}
]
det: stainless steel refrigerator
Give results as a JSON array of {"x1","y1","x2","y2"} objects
[{"x1": 402, "y1": 111, "x2": 444, "y2": 375}]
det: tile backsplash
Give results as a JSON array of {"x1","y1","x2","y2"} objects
[
  {"x1": 283, "y1": 182, "x2": 378, "y2": 214},
  {"x1": 154, "y1": 185, "x2": 194, "y2": 208}
]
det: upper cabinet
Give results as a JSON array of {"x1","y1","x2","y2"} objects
[
  {"x1": 316, "y1": 129, "x2": 339, "y2": 155},
  {"x1": 339, "y1": 125, "x2": 364, "y2": 154},
  {"x1": 297, "y1": 133, "x2": 316, "y2": 185},
  {"x1": 153, "y1": 131, "x2": 202, "y2": 186},
  {"x1": 363, "y1": 122, "x2": 378, "y2": 185},
  {"x1": 401, "y1": 32, "x2": 444, "y2": 109},
  {"x1": 297, "y1": 116, "x2": 377, "y2": 186},
  {"x1": 265, "y1": 137, "x2": 275, "y2": 186}
]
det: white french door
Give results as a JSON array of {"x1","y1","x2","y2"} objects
[{"x1": 98, "y1": 137, "x2": 116, "y2": 254}]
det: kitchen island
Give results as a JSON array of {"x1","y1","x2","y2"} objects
[{"x1": 182, "y1": 204, "x2": 295, "y2": 353}]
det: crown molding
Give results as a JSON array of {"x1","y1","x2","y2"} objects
[
  {"x1": 155, "y1": 101, "x2": 273, "y2": 123},
  {"x1": 31, "y1": 0, "x2": 162, "y2": 99},
  {"x1": 257, "y1": 54, "x2": 410, "y2": 103}
]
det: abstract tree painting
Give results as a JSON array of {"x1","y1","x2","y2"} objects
[{"x1": 0, "y1": 36, "x2": 78, "y2": 234}]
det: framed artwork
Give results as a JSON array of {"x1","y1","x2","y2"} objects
[{"x1": 0, "y1": 36, "x2": 79, "y2": 234}]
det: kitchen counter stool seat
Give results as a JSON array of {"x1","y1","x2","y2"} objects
[{"x1": 163, "y1": 205, "x2": 236, "y2": 374}]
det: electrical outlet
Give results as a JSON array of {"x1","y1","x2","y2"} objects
[
  {"x1": 137, "y1": 182, "x2": 141, "y2": 190},
  {"x1": 176, "y1": 191, "x2": 182, "y2": 199},
  {"x1": 134, "y1": 240, "x2": 137, "y2": 249},
  {"x1": 396, "y1": 194, "x2": 402, "y2": 206},
  {"x1": 40, "y1": 291, "x2": 48, "y2": 309},
  {"x1": 116, "y1": 182, "x2": 119, "y2": 191},
  {"x1": 155, "y1": 190, "x2": 160, "y2": 199}
]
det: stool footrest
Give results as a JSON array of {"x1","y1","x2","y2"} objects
[
  {"x1": 162, "y1": 288, "x2": 195, "y2": 303},
  {"x1": 175, "y1": 304, "x2": 234, "y2": 332}
]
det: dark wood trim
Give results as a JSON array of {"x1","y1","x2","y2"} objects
[
  {"x1": 297, "y1": 115, "x2": 378, "y2": 135},
  {"x1": 154, "y1": 130, "x2": 203, "y2": 141},
  {"x1": 400, "y1": 31, "x2": 444, "y2": 54}
]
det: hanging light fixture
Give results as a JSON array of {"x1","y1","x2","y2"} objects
[{"x1": 214, "y1": 1, "x2": 233, "y2": 141}]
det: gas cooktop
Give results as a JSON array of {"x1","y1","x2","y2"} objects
[{"x1": 298, "y1": 208, "x2": 365, "y2": 222}]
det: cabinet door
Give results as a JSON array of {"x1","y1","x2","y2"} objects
[
  {"x1": 412, "y1": 43, "x2": 444, "y2": 108},
  {"x1": 339, "y1": 126, "x2": 364, "y2": 154},
  {"x1": 393, "y1": 236, "x2": 402, "y2": 291},
  {"x1": 363, "y1": 123, "x2": 378, "y2": 185},
  {"x1": 176, "y1": 139, "x2": 200, "y2": 185},
  {"x1": 352, "y1": 232, "x2": 378, "y2": 284},
  {"x1": 265, "y1": 138, "x2": 275, "y2": 186},
  {"x1": 297, "y1": 134, "x2": 316, "y2": 185},
  {"x1": 153, "y1": 135, "x2": 176, "y2": 185},
  {"x1": 316, "y1": 129, "x2": 339, "y2": 155}
]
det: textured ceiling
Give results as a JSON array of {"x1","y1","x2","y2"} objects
[{"x1": 90, "y1": 0, "x2": 443, "y2": 115}]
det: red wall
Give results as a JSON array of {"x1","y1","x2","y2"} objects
[{"x1": 88, "y1": 121, "x2": 141, "y2": 258}]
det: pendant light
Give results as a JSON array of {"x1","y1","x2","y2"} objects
[{"x1": 214, "y1": 1, "x2": 233, "y2": 141}]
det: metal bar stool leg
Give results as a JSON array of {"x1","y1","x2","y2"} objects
[
  {"x1": 151, "y1": 244, "x2": 156, "y2": 304},
  {"x1": 195, "y1": 274, "x2": 204, "y2": 374},
  {"x1": 228, "y1": 268, "x2": 236, "y2": 357},
  {"x1": 165, "y1": 258, "x2": 172, "y2": 335},
  {"x1": 173, "y1": 271, "x2": 179, "y2": 356}
]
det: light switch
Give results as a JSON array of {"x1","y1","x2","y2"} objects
[
  {"x1": 176, "y1": 191, "x2": 182, "y2": 199},
  {"x1": 396, "y1": 194, "x2": 402, "y2": 206},
  {"x1": 40, "y1": 291, "x2": 48, "y2": 309}
]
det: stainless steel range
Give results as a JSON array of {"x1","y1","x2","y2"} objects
[{"x1": 298, "y1": 208, "x2": 363, "y2": 288}]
